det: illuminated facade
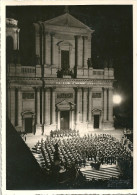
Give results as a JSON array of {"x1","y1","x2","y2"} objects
[{"x1": 6, "y1": 13, "x2": 114, "y2": 135}]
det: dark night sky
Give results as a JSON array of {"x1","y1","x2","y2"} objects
[{"x1": 6, "y1": 5, "x2": 133, "y2": 124}]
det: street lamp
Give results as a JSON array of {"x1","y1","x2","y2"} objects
[{"x1": 113, "y1": 94, "x2": 122, "y2": 104}]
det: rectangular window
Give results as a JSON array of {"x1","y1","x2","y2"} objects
[
  {"x1": 92, "y1": 93, "x2": 101, "y2": 98},
  {"x1": 22, "y1": 93, "x2": 34, "y2": 99},
  {"x1": 61, "y1": 50, "x2": 69, "y2": 71},
  {"x1": 57, "y1": 93, "x2": 73, "y2": 98}
]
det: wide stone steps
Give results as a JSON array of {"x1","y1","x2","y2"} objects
[{"x1": 81, "y1": 166, "x2": 120, "y2": 180}]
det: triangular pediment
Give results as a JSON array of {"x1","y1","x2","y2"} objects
[
  {"x1": 56, "y1": 99, "x2": 75, "y2": 111},
  {"x1": 57, "y1": 99, "x2": 69, "y2": 106},
  {"x1": 44, "y1": 13, "x2": 93, "y2": 32}
]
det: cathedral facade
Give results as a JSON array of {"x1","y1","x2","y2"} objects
[{"x1": 6, "y1": 13, "x2": 114, "y2": 135}]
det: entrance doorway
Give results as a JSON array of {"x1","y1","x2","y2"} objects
[
  {"x1": 25, "y1": 118, "x2": 32, "y2": 133},
  {"x1": 60, "y1": 111, "x2": 69, "y2": 130},
  {"x1": 94, "y1": 115, "x2": 100, "y2": 129}
]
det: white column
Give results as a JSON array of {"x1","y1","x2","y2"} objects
[
  {"x1": 46, "y1": 33, "x2": 51, "y2": 65},
  {"x1": 75, "y1": 36, "x2": 78, "y2": 67},
  {"x1": 108, "y1": 88, "x2": 113, "y2": 122},
  {"x1": 76, "y1": 88, "x2": 80, "y2": 123},
  {"x1": 41, "y1": 30, "x2": 44, "y2": 65},
  {"x1": 35, "y1": 33, "x2": 40, "y2": 58},
  {"x1": 17, "y1": 29, "x2": 20, "y2": 50},
  {"x1": 17, "y1": 88, "x2": 22, "y2": 126},
  {"x1": 83, "y1": 88, "x2": 88, "y2": 122},
  {"x1": 87, "y1": 36, "x2": 91, "y2": 61},
  {"x1": 37, "y1": 88, "x2": 40, "y2": 124},
  {"x1": 82, "y1": 36, "x2": 84, "y2": 67},
  {"x1": 45, "y1": 88, "x2": 51, "y2": 125},
  {"x1": 78, "y1": 88, "x2": 82, "y2": 122},
  {"x1": 13, "y1": 29, "x2": 18, "y2": 50},
  {"x1": 44, "y1": 32, "x2": 47, "y2": 64},
  {"x1": 10, "y1": 87, "x2": 15, "y2": 125},
  {"x1": 57, "y1": 111, "x2": 60, "y2": 130},
  {"x1": 84, "y1": 36, "x2": 88, "y2": 67},
  {"x1": 77, "y1": 36, "x2": 83, "y2": 67},
  {"x1": 103, "y1": 88, "x2": 107, "y2": 121},
  {"x1": 52, "y1": 34, "x2": 55, "y2": 65},
  {"x1": 52, "y1": 88, "x2": 56, "y2": 124},
  {"x1": 88, "y1": 88, "x2": 92, "y2": 123}
]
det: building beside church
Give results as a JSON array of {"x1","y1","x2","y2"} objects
[{"x1": 6, "y1": 12, "x2": 114, "y2": 135}]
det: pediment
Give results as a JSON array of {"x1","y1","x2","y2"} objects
[
  {"x1": 44, "y1": 13, "x2": 93, "y2": 32},
  {"x1": 92, "y1": 108, "x2": 102, "y2": 115},
  {"x1": 21, "y1": 110, "x2": 35, "y2": 117},
  {"x1": 56, "y1": 99, "x2": 75, "y2": 111}
]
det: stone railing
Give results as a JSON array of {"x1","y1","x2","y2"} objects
[
  {"x1": 7, "y1": 64, "x2": 114, "y2": 79},
  {"x1": 92, "y1": 69, "x2": 104, "y2": 79},
  {"x1": 93, "y1": 70, "x2": 104, "y2": 75},
  {"x1": 7, "y1": 64, "x2": 36, "y2": 77},
  {"x1": 21, "y1": 66, "x2": 36, "y2": 74}
]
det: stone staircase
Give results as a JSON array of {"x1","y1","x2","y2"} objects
[{"x1": 81, "y1": 166, "x2": 120, "y2": 180}]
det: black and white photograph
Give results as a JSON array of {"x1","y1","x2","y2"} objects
[{"x1": 2, "y1": 2, "x2": 136, "y2": 193}]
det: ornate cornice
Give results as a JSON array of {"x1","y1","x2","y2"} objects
[{"x1": 7, "y1": 77, "x2": 114, "y2": 88}]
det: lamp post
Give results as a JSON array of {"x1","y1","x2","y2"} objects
[{"x1": 113, "y1": 94, "x2": 122, "y2": 105}]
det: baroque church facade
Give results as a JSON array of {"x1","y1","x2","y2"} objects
[{"x1": 6, "y1": 12, "x2": 114, "y2": 135}]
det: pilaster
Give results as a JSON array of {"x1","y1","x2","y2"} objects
[
  {"x1": 83, "y1": 36, "x2": 88, "y2": 67},
  {"x1": 83, "y1": 88, "x2": 88, "y2": 122},
  {"x1": 45, "y1": 87, "x2": 51, "y2": 125},
  {"x1": 46, "y1": 33, "x2": 51, "y2": 65},
  {"x1": 88, "y1": 87, "x2": 92, "y2": 123},
  {"x1": 52, "y1": 87, "x2": 56, "y2": 124},
  {"x1": 77, "y1": 36, "x2": 82, "y2": 67},
  {"x1": 76, "y1": 88, "x2": 81, "y2": 123},
  {"x1": 51, "y1": 33, "x2": 55, "y2": 65},
  {"x1": 108, "y1": 87, "x2": 113, "y2": 122},
  {"x1": 35, "y1": 33, "x2": 40, "y2": 58}
]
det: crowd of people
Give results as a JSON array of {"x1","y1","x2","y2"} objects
[{"x1": 33, "y1": 133, "x2": 132, "y2": 172}]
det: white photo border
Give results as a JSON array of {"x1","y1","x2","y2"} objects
[{"x1": 1, "y1": 0, "x2": 137, "y2": 194}]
